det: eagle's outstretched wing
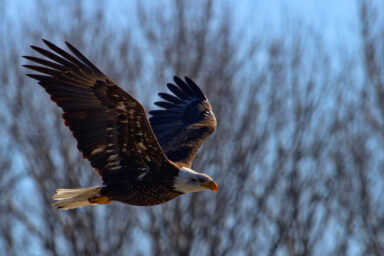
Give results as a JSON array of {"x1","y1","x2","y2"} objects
[
  {"x1": 23, "y1": 40, "x2": 171, "y2": 181},
  {"x1": 149, "y1": 76, "x2": 216, "y2": 168}
]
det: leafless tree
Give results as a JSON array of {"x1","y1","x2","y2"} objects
[{"x1": 1, "y1": 0, "x2": 384, "y2": 255}]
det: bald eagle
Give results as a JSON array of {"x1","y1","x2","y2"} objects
[{"x1": 23, "y1": 40, "x2": 217, "y2": 210}]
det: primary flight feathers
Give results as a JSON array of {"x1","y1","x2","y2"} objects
[
  {"x1": 150, "y1": 76, "x2": 216, "y2": 167},
  {"x1": 23, "y1": 40, "x2": 217, "y2": 209}
]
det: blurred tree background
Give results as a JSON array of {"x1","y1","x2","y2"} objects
[{"x1": 1, "y1": 0, "x2": 384, "y2": 255}]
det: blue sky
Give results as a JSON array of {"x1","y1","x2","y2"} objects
[
  {"x1": 5, "y1": 0, "x2": 369, "y2": 55},
  {"x1": 7, "y1": 0, "x2": 383, "y2": 68},
  {"x1": 3, "y1": 0, "x2": 384, "y2": 255}
]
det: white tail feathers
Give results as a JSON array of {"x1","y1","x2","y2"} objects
[{"x1": 52, "y1": 187, "x2": 105, "y2": 210}]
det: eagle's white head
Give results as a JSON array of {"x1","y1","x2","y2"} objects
[{"x1": 173, "y1": 167, "x2": 218, "y2": 193}]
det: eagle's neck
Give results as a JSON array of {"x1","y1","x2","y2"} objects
[{"x1": 173, "y1": 167, "x2": 206, "y2": 193}]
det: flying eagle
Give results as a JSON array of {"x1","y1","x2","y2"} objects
[{"x1": 23, "y1": 40, "x2": 217, "y2": 210}]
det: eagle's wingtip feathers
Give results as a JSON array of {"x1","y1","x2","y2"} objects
[{"x1": 41, "y1": 38, "x2": 49, "y2": 45}]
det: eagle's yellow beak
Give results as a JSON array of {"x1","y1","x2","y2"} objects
[{"x1": 202, "y1": 180, "x2": 218, "y2": 192}]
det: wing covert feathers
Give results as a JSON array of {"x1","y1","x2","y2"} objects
[{"x1": 24, "y1": 40, "x2": 170, "y2": 180}]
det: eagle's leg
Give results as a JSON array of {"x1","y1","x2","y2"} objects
[{"x1": 88, "y1": 196, "x2": 113, "y2": 205}]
